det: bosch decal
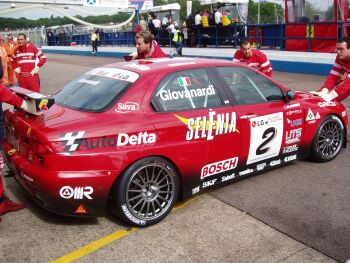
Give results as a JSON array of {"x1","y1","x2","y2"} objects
[
  {"x1": 176, "y1": 111, "x2": 237, "y2": 141},
  {"x1": 201, "y1": 157, "x2": 238, "y2": 179},
  {"x1": 59, "y1": 186, "x2": 93, "y2": 199}
]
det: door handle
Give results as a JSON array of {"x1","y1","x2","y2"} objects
[{"x1": 240, "y1": 114, "x2": 257, "y2": 119}]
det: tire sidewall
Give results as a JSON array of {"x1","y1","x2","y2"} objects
[{"x1": 113, "y1": 156, "x2": 179, "y2": 227}]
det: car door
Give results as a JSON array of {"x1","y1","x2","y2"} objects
[
  {"x1": 215, "y1": 66, "x2": 304, "y2": 175},
  {"x1": 144, "y1": 67, "x2": 243, "y2": 196}
]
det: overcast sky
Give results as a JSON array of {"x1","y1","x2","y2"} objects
[{"x1": 0, "y1": 0, "x2": 335, "y2": 19}]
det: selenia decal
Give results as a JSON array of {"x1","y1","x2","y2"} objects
[
  {"x1": 175, "y1": 111, "x2": 238, "y2": 141},
  {"x1": 247, "y1": 112, "x2": 283, "y2": 165}
]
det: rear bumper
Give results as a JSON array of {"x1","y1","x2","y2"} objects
[{"x1": 3, "y1": 142, "x2": 116, "y2": 217}]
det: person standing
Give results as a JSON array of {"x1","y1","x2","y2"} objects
[
  {"x1": 10, "y1": 33, "x2": 47, "y2": 93},
  {"x1": 139, "y1": 15, "x2": 149, "y2": 32},
  {"x1": 0, "y1": 36, "x2": 8, "y2": 86},
  {"x1": 4, "y1": 34, "x2": 18, "y2": 87},
  {"x1": 91, "y1": 30, "x2": 98, "y2": 54},
  {"x1": 0, "y1": 67, "x2": 41, "y2": 222},
  {"x1": 172, "y1": 27, "x2": 183, "y2": 56},
  {"x1": 129, "y1": 30, "x2": 167, "y2": 60},
  {"x1": 233, "y1": 40, "x2": 273, "y2": 77},
  {"x1": 310, "y1": 38, "x2": 350, "y2": 102}
]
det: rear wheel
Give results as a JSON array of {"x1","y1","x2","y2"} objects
[
  {"x1": 112, "y1": 157, "x2": 179, "y2": 227},
  {"x1": 311, "y1": 115, "x2": 344, "y2": 162}
]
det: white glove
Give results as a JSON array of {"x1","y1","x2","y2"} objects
[
  {"x1": 14, "y1": 67, "x2": 21, "y2": 74},
  {"x1": 320, "y1": 90, "x2": 338, "y2": 102},
  {"x1": 30, "y1": 66, "x2": 40, "y2": 76},
  {"x1": 310, "y1": 88, "x2": 329, "y2": 96},
  {"x1": 20, "y1": 100, "x2": 42, "y2": 115}
]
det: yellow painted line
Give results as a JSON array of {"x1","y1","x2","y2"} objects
[
  {"x1": 51, "y1": 195, "x2": 202, "y2": 263},
  {"x1": 51, "y1": 227, "x2": 138, "y2": 263}
]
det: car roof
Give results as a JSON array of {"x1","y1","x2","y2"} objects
[{"x1": 104, "y1": 57, "x2": 237, "y2": 75}]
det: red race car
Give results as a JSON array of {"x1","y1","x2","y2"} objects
[{"x1": 3, "y1": 57, "x2": 348, "y2": 226}]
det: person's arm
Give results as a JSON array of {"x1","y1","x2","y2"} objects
[
  {"x1": 10, "y1": 49, "x2": 19, "y2": 72},
  {"x1": 257, "y1": 51, "x2": 273, "y2": 77}
]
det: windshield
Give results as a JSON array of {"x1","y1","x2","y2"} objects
[{"x1": 54, "y1": 68, "x2": 139, "y2": 112}]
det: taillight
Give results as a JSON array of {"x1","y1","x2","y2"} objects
[{"x1": 24, "y1": 138, "x2": 53, "y2": 164}]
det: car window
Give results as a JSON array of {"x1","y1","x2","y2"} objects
[
  {"x1": 216, "y1": 67, "x2": 285, "y2": 105},
  {"x1": 54, "y1": 68, "x2": 138, "y2": 112},
  {"x1": 153, "y1": 68, "x2": 223, "y2": 112}
]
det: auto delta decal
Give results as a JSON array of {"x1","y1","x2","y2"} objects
[
  {"x1": 57, "y1": 131, "x2": 156, "y2": 154},
  {"x1": 159, "y1": 85, "x2": 216, "y2": 101},
  {"x1": 115, "y1": 102, "x2": 140, "y2": 113},
  {"x1": 201, "y1": 157, "x2": 238, "y2": 179},
  {"x1": 175, "y1": 111, "x2": 238, "y2": 141},
  {"x1": 247, "y1": 112, "x2": 283, "y2": 165}
]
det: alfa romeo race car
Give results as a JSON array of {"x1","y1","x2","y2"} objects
[{"x1": 3, "y1": 57, "x2": 348, "y2": 226}]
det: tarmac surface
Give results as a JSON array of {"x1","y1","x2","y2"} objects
[{"x1": 0, "y1": 54, "x2": 349, "y2": 263}]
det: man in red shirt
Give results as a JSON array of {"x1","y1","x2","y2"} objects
[
  {"x1": 0, "y1": 82, "x2": 40, "y2": 222},
  {"x1": 128, "y1": 30, "x2": 167, "y2": 60},
  {"x1": 311, "y1": 38, "x2": 350, "y2": 102},
  {"x1": 11, "y1": 33, "x2": 47, "y2": 93},
  {"x1": 233, "y1": 40, "x2": 273, "y2": 77}
]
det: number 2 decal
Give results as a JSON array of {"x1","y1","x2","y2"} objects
[{"x1": 256, "y1": 127, "x2": 276, "y2": 155}]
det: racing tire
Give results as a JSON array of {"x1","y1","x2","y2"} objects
[
  {"x1": 112, "y1": 157, "x2": 179, "y2": 227},
  {"x1": 311, "y1": 115, "x2": 344, "y2": 162}
]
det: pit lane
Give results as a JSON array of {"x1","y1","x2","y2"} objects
[{"x1": 0, "y1": 54, "x2": 348, "y2": 262}]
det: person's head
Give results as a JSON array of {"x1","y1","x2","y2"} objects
[
  {"x1": 17, "y1": 33, "x2": 27, "y2": 47},
  {"x1": 135, "y1": 30, "x2": 152, "y2": 55},
  {"x1": 336, "y1": 38, "x2": 350, "y2": 60},
  {"x1": 140, "y1": 15, "x2": 144, "y2": 20},
  {"x1": 240, "y1": 40, "x2": 252, "y2": 58},
  {"x1": 7, "y1": 34, "x2": 14, "y2": 43}
]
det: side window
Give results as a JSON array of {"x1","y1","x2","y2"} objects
[
  {"x1": 153, "y1": 68, "x2": 223, "y2": 112},
  {"x1": 216, "y1": 67, "x2": 285, "y2": 105}
]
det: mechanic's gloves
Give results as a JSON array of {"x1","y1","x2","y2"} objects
[
  {"x1": 30, "y1": 66, "x2": 40, "y2": 76},
  {"x1": 0, "y1": 196, "x2": 25, "y2": 217},
  {"x1": 20, "y1": 100, "x2": 42, "y2": 115},
  {"x1": 320, "y1": 90, "x2": 338, "y2": 102},
  {"x1": 14, "y1": 67, "x2": 21, "y2": 74},
  {"x1": 310, "y1": 88, "x2": 329, "y2": 96}
]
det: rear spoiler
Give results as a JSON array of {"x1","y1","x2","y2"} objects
[{"x1": 11, "y1": 86, "x2": 55, "y2": 113}]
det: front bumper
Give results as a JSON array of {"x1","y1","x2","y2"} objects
[{"x1": 3, "y1": 142, "x2": 116, "y2": 217}]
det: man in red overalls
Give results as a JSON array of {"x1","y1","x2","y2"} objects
[
  {"x1": 233, "y1": 40, "x2": 273, "y2": 77},
  {"x1": 11, "y1": 33, "x2": 47, "y2": 93},
  {"x1": 128, "y1": 31, "x2": 167, "y2": 60}
]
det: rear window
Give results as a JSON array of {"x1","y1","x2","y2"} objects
[{"x1": 54, "y1": 68, "x2": 139, "y2": 112}]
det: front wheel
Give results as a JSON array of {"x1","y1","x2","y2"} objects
[
  {"x1": 112, "y1": 157, "x2": 179, "y2": 227},
  {"x1": 311, "y1": 115, "x2": 344, "y2": 162}
]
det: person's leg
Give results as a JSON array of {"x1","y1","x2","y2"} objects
[{"x1": 7, "y1": 64, "x2": 14, "y2": 86}]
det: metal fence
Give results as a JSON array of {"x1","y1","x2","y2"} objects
[{"x1": 0, "y1": 21, "x2": 347, "y2": 52}]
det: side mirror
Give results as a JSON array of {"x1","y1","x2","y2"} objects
[{"x1": 286, "y1": 90, "x2": 295, "y2": 101}]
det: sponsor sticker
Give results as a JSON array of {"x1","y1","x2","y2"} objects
[
  {"x1": 201, "y1": 157, "x2": 238, "y2": 179},
  {"x1": 58, "y1": 131, "x2": 156, "y2": 154},
  {"x1": 87, "y1": 68, "x2": 139, "y2": 83},
  {"x1": 39, "y1": 99, "x2": 49, "y2": 111},
  {"x1": 176, "y1": 111, "x2": 238, "y2": 141},
  {"x1": 115, "y1": 102, "x2": 140, "y2": 113},
  {"x1": 221, "y1": 173, "x2": 235, "y2": 182},
  {"x1": 239, "y1": 168, "x2": 254, "y2": 176},
  {"x1": 283, "y1": 144, "x2": 299, "y2": 154},
  {"x1": 285, "y1": 128, "x2": 302, "y2": 144},
  {"x1": 256, "y1": 163, "x2": 266, "y2": 171},
  {"x1": 284, "y1": 103, "x2": 300, "y2": 109},
  {"x1": 123, "y1": 63, "x2": 150, "y2": 71},
  {"x1": 318, "y1": 101, "x2": 336, "y2": 107},
  {"x1": 192, "y1": 186, "x2": 200, "y2": 195},
  {"x1": 306, "y1": 108, "x2": 320, "y2": 121},
  {"x1": 247, "y1": 112, "x2": 283, "y2": 165},
  {"x1": 286, "y1": 109, "x2": 303, "y2": 116},
  {"x1": 270, "y1": 159, "x2": 281, "y2": 166},
  {"x1": 284, "y1": 155, "x2": 297, "y2": 162},
  {"x1": 59, "y1": 186, "x2": 93, "y2": 199},
  {"x1": 202, "y1": 179, "x2": 217, "y2": 188},
  {"x1": 287, "y1": 118, "x2": 302, "y2": 127}
]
